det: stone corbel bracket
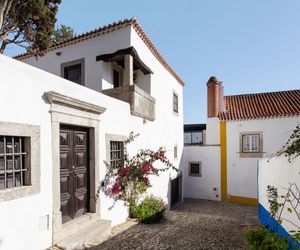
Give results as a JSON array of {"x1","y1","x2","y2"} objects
[{"x1": 45, "y1": 91, "x2": 106, "y2": 115}]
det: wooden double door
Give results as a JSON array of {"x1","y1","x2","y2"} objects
[{"x1": 59, "y1": 125, "x2": 90, "y2": 223}]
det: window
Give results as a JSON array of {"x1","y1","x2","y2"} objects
[
  {"x1": 188, "y1": 162, "x2": 201, "y2": 177},
  {"x1": 240, "y1": 132, "x2": 263, "y2": 158},
  {"x1": 184, "y1": 131, "x2": 203, "y2": 145},
  {"x1": 174, "y1": 145, "x2": 178, "y2": 159},
  {"x1": 173, "y1": 92, "x2": 178, "y2": 114},
  {"x1": 61, "y1": 59, "x2": 84, "y2": 85},
  {"x1": 0, "y1": 122, "x2": 40, "y2": 202},
  {"x1": 242, "y1": 134, "x2": 259, "y2": 152},
  {"x1": 112, "y1": 64, "x2": 123, "y2": 88},
  {"x1": 110, "y1": 141, "x2": 124, "y2": 167},
  {"x1": 0, "y1": 136, "x2": 28, "y2": 190}
]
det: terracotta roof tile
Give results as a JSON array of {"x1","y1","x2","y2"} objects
[
  {"x1": 219, "y1": 89, "x2": 300, "y2": 121},
  {"x1": 13, "y1": 18, "x2": 184, "y2": 86}
]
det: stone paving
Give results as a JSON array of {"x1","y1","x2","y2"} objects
[{"x1": 89, "y1": 199, "x2": 260, "y2": 250}]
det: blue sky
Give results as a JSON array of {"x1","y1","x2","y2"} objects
[{"x1": 5, "y1": 1, "x2": 300, "y2": 123}]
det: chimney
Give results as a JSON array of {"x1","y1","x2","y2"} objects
[{"x1": 207, "y1": 76, "x2": 224, "y2": 118}]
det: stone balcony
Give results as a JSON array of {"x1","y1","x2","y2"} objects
[{"x1": 102, "y1": 85, "x2": 155, "y2": 121}]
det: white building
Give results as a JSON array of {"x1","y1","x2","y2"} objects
[
  {"x1": 0, "y1": 18, "x2": 184, "y2": 250},
  {"x1": 182, "y1": 76, "x2": 300, "y2": 205}
]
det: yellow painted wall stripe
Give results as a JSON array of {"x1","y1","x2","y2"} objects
[
  {"x1": 220, "y1": 121, "x2": 227, "y2": 201},
  {"x1": 229, "y1": 196, "x2": 258, "y2": 206}
]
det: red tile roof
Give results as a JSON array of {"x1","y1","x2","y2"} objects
[
  {"x1": 219, "y1": 89, "x2": 300, "y2": 121},
  {"x1": 13, "y1": 18, "x2": 184, "y2": 86}
]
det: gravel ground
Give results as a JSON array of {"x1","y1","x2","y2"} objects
[{"x1": 89, "y1": 199, "x2": 260, "y2": 250}]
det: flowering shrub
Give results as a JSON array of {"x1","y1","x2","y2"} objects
[
  {"x1": 131, "y1": 196, "x2": 166, "y2": 224},
  {"x1": 103, "y1": 135, "x2": 177, "y2": 208}
]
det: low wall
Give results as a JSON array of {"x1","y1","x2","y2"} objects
[{"x1": 258, "y1": 156, "x2": 300, "y2": 248}]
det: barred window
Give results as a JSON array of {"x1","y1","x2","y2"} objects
[
  {"x1": 64, "y1": 64, "x2": 82, "y2": 84},
  {"x1": 61, "y1": 59, "x2": 85, "y2": 85},
  {"x1": 0, "y1": 136, "x2": 28, "y2": 190},
  {"x1": 188, "y1": 162, "x2": 201, "y2": 177},
  {"x1": 110, "y1": 141, "x2": 124, "y2": 168}
]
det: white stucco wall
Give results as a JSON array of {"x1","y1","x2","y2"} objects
[
  {"x1": 0, "y1": 25, "x2": 183, "y2": 250},
  {"x1": 205, "y1": 118, "x2": 220, "y2": 145},
  {"x1": 258, "y1": 156, "x2": 300, "y2": 237},
  {"x1": 226, "y1": 117, "x2": 299, "y2": 199},
  {"x1": 23, "y1": 25, "x2": 132, "y2": 93},
  {"x1": 182, "y1": 146, "x2": 221, "y2": 200}
]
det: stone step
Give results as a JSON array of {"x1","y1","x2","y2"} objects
[
  {"x1": 55, "y1": 219, "x2": 111, "y2": 250},
  {"x1": 57, "y1": 214, "x2": 101, "y2": 241}
]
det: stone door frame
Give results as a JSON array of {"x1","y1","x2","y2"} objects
[{"x1": 45, "y1": 91, "x2": 106, "y2": 243}]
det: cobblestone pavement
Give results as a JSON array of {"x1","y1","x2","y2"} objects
[{"x1": 89, "y1": 199, "x2": 260, "y2": 250}]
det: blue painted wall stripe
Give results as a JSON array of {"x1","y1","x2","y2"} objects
[{"x1": 259, "y1": 203, "x2": 300, "y2": 249}]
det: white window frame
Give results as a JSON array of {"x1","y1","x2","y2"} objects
[{"x1": 239, "y1": 131, "x2": 263, "y2": 158}]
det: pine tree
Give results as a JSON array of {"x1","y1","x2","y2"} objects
[
  {"x1": 52, "y1": 24, "x2": 74, "y2": 44},
  {"x1": 0, "y1": 0, "x2": 61, "y2": 56}
]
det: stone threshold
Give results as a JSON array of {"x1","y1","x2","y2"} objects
[{"x1": 53, "y1": 214, "x2": 111, "y2": 250}]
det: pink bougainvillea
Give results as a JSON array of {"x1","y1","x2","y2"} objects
[
  {"x1": 104, "y1": 146, "x2": 177, "y2": 206},
  {"x1": 118, "y1": 166, "x2": 132, "y2": 177}
]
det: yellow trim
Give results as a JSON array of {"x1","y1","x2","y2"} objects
[
  {"x1": 220, "y1": 121, "x2": 227, "y2": 201},
  {"x1": 229, "y1": 196, "x2": 258, "y2": 206}
]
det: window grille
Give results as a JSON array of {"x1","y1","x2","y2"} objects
[
  {"x1": 189, "y1": 162, "x2": 201, "y2": 177},
  {"x1": 110, "y1": 141, "x2": 124, "y2": 168},
  {"x1": 63, "y1": 63, "x2": 82, "y2": 84},
  {"x1": 190, "y1": 163, "x2": 200, "y2": 174},
  {"x1": 0, "y1": 136, "x2": 27, "y2": 190},
  {"x1": 184, "y1": 132, "x2": 203, "y2": 145}
]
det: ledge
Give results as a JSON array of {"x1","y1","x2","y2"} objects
[
  {"x1": 45, "y1": 91, "x2": 106, "y2": 115},
  {"x1": 102, "y1": 85, "x2": 155, "y2": 121}
]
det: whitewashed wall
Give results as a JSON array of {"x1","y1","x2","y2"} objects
[
  {"x1": 24, "y1": 26, "x2": 131, "y2": 93},
  {"x1": 22, "y1": 23, "x2": 184, "y2": 208},
  {"x1": 205, "y1": 118, "x2": 220, "y2": 145},
  {"x1": 226, "y1": 117, "x2": 299, "y2": 199},
  {"x1": 0, "y1": 32, "x2": 182, "y2": 250},
  {"x1": 258, "y1": 156, "x2": 300, "y2": 245},
  {"x1": 182, "y1": 146, "x2": 221, "y2": 200},
  {"x1": 130, "y1": 26, "x2": 184, "y2": 180}
]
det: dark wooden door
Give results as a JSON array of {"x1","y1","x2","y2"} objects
[{"x1": 59, "y1": 125, "x2": 90, "y2": 224}]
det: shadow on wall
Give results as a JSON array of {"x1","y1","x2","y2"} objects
[{"x1": 168, "y1": 153, "x2": 183, "y2": 209}]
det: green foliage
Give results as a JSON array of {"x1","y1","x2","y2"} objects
[
  {"x1": 102, "y1": 132, "x2": 177, "y2": 207},
  {"x1": 0, "y1": 0, "x2": 61, "y2": 55},
  {"x1": 52, "y1": 24, "x2": 74, "y2": 44},
  {"x1": 245, "y1": 227, "x2": 289, "y2": 250},
  {"x1": 265, "y1": 184, "x2": 300, "y2": 246},
  {"x1": 267, "y1": 185, "x2": 279, "y2": 218},
  {"x1": 131, "y1": 196, "x2": 166, "y2": 224},
  {"x1": 280, "y1": 124, "x2": 300, "y2": 162}
]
